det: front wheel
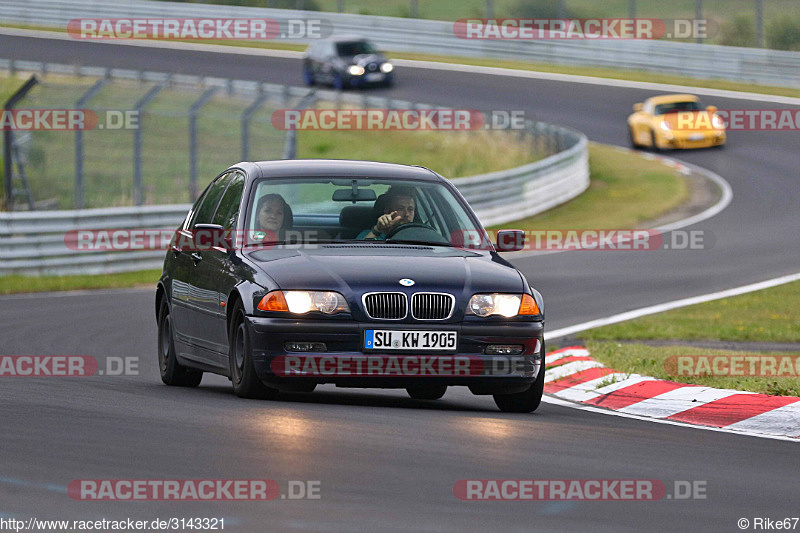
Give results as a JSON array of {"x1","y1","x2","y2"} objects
[
  {"x1": 332, "y1": 72, "x2": 344, "y2": 91},
  {"x1": 407, "y1": 385, "x2": 447, "y2": 400},
  {"x1": 157, "y1": 299, "x2": 203, "y2": 387},
  {"x1": 303, "y1": 67, "x2": 315, "y2": 86},
  {"x1": 229, "y1": 302, "x2": 279, "y2": 400},
  {"x1": 493, "y1": 343, "x2": 545, "y2": 413}
]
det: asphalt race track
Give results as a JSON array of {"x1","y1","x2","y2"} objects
[{"x1": 1, "y1": 33, "x2": 799, "y2": 532}]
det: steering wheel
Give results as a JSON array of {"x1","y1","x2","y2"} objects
[{"x1": 385, "y1": 222, "x2": 447, "y2": 243}]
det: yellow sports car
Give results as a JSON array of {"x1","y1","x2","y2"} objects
[{"x1": 628, "y1": 94, "x2": 726, "y2": 150}]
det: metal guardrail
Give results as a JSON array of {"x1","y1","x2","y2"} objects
[{"x1": 2, "y1": 0, "x2": 800, "y2": 87}]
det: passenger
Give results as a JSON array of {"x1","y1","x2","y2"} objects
[{"x1": 255, "y1": 193, "x2": 292, "y2": 240}]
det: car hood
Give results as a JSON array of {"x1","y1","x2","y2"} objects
[
  {"x1": 247, "y1": 245, "x2": 524, "y2": 297},
  {"x1": 343, "y1": 53, "x2": 387, "y2": 66}
]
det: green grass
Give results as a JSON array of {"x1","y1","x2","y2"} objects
[
  {"x1": 581, "y1": 280, "x2": 800, "y2": 343},
  {"x1": 584, "y1": 341, "x2": 800, "y2": 396},
  {"x1": 0, "y1": 270, "x2": 161, "y2": 295},
  {"x1": 490, "y1": 143, "x2": 688, "y2": 231},
  {"x1": 298, "y1": 127, "x2": 540, "y2": 178}
]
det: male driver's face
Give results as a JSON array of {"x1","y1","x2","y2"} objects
[{"x1": 386, "y1": 195, "x2": 415, "y2": 226}]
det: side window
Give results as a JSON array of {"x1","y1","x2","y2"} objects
[
  {"x1": 212, "y1": 172, "x2": 246, "y2": 230},
  {"x1": 192, "y1": 172, "x2": 233, "y2": 227}
]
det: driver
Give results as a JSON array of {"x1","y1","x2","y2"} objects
[{"x1": 358, "y1": 188, "x2": 416, "y2": 240}]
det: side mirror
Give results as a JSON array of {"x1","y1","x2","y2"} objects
[
  {"x1": 633, "y1": 103, "x2": 643, "y2": 112},
  {"x1": 496, "y1": 230, "x2": 525, "y2": 252},
  {"x1": 706, "y1": 105, "x2": 718, "y2": 114},
  {"x1": 193, "y1": 223, "x2": 232, "y2": 251}
]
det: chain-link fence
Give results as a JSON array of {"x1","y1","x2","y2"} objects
[{"x1": 3, "y1": 68, "x2": 294, "y2": 210}]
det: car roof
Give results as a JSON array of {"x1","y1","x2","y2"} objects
[
  {"x1": 647, "y1": 94, "x2": 699, "y2": 105},
  {"x1": 243, "y1": 159, "x2": 442, "y2": 182}
]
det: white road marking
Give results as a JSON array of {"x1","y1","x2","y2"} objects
[
  {"x1": 544, "y1": 360, "x2": 604, "y2": 382},
  {"x1": 551, "y1": 373, "x2": 630, "y2": 403},
  {"x1": 545, "y1": 272, "x2": 800, "y2": 340}
]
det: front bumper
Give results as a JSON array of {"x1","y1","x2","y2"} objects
[
  {"x1": 246, "y1": 316, "x2": 543, "y2": 393},
  {"x1": 661, "y1": 129, "x2": 726, "y2": 149}
]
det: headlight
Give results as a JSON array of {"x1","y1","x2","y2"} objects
[
  {"x1": 347, "y1": 65, "x2": 365, "y2": 76},
  {"x1": 712, "y1": 114, "x2": 725, "y2": 129},
  {"x1": 660, "y1": 121, "x2": 672, "y2": 131},
  {"x1": 258, "y1": 290, "x2": 350, "y2": 315},
  {"x1": 380, "y1": 62, "x2": 393, "y2": 73},
  {"x1": 467, "y1": 293, "x2": 539, "y2": 318}
]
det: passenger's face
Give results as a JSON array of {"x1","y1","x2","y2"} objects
[
  {"x1": 387, "y1": 196, "x2": 415, "y2": 225},
  {"x1": 258, "y1": 198, "x2": 284, "y2": 231}
]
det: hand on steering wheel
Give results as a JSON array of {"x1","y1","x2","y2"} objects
[{"x1": 384, "y1": 222, "x2": 435, "y2": 239}]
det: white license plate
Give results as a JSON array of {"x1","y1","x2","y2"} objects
[
  {"x1": 365, "y1": 330, "x2": 457, "y2": 350},
  {"x1": 365, "y1": 73, "x2": 385, "y2": 82},
  {"x1": 689, "y1": 133, "x2": 705, "y2": 141}
]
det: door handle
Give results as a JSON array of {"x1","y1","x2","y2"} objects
[{"x1": 191, "y1": 252, "x2": 202, "y2": 264}]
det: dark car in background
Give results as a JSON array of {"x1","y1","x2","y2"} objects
[
  {"x1": 303, "y1": 36, "x2": 394, "y2": 89},
  {"x1": 156, "y1": 160, "x2": 545, "y2": 412}
]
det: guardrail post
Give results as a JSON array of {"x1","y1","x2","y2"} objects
[
  {"x1": 3, "y1": 75, "x2": 38, "y2": 211},
  {"x1": 74, "y1": 76, "x2": 108, "y2": 209},
  {"x1": 241, "y1": 85, "x2": 268, "y2": 162},
  {"x1": 189, "y1": 87, "x2": 218, "y2": 201},
  {"x1": 282, "y1": 90, "x2": 316, "y2": 160},
  {"x1": 485, "y1": 0, "x2": 493, "y2": 18},
  {"x1": 695, "y1": 0, "x2": 703, "y2": 44},
  {"x1": 755, "y1": 0, "x2": 763, "y2": 48},
  {"x1": 133, "y1": 83, "x2": 166, "y2": 206}
]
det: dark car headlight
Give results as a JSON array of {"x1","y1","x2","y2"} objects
[
  {"x1": 380, "y1": 62, "x2": 393, "y2": 73},
  {"x1": 466, "y1": 293, "x2": 539, "y2": 318},
  {"x1": 258, "y1": 290, "x2": 350, "y2": 315}
]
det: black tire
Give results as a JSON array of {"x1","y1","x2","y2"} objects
[
  {"x1": 157, "y1": 299, "x2": 203, "y2": 387},
  {"x1": 229, "y1": 301, "x2": 279, "y2": 400},
  {"x1": 407, "y1": 385, "x2": 447, "y2": 400},
  {"x1": 333, "y1": 72, "x2": 345, "y2": 91},
  {"x1": 628, "y1": 126, "x2": 639, "y2": 148},
  {"x1": 302, "y1": 66, "x2": 315, "y2": 87},
  {"x1": 650, "y1": 130, "x2": 662, "y2": 152},
  {"x1": 493, "y1": 342, "x2": 545, "y2": 413}
]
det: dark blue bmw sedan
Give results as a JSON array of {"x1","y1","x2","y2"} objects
[{"x1": 156, "y1": 160, "x2": 545, "y2": 412}]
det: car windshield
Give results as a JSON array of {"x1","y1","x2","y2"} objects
[
  {"x1": 336, "y1": 41, "x2": 376, "y2": 57},
  {"x1": 654, "y1": 101, "x2": 703, "y2": 115},
  {"x1": 245, "y1": 177, "x2": 490, "y2": 248}
]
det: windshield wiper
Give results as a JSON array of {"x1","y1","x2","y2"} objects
[{"x1": 384, "y1": 238, "x2": 454, "y2": 247}]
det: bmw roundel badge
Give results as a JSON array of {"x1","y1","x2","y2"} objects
[{"x1": 399, "y1": 278, "x2": 415, "y2": 286}]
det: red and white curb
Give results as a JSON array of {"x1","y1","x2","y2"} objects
[{"x1": 544, "y1": 346, "x2": 800, "y2": 439}]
